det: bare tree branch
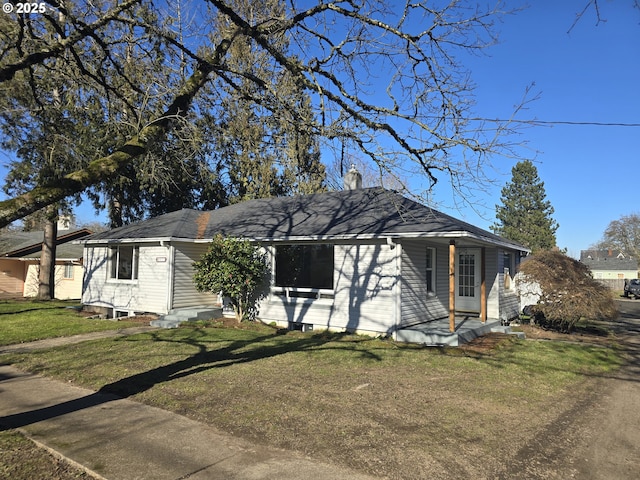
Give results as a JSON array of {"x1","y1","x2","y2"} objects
[
  {"x1": 0, "y1": 0, "x2": 143, "y2": 82},
  {"x1": 0, "y1": 0, "x2": 527, "y2": 226}
]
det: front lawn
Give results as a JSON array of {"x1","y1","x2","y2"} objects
[
  {"x1": 2, "y1": 321, "x2": 623, "y2": 479},
  {"x1": 0, "y1": 299, "x2": 140, "y2": 346}
]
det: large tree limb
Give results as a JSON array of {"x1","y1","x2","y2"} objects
[{"x1": 0, "y1": 38, "x2": 233, "y2": 228}]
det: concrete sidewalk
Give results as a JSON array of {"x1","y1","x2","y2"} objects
[
  {"x1": 0, "y1": 331, "x2": 375, "y2": 480},
  {"x1": 0, "y1": 326, "x2": 160, "y2": 354}
]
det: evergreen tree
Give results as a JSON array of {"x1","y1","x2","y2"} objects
[
  {"x1": 491, "y1": 160, "x2": 558, "y2": 251},
  {"x1": 210, "y1": 0, "x2": 325, "y2": 203}
]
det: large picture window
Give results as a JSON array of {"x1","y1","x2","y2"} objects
[
  {"x1": 109, "y1": 246, "x2": 139, "y2": 280},
  {"x1": 275, "y1": 244, "x2": 334, "y2": 289}
]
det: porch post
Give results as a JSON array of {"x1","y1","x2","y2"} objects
[
  {"x1": 480, "y1": 247, "x2": 487, "y2": 323},
  {"x1": 449, "y1": 240, "x2": 456, "y2": 332}
]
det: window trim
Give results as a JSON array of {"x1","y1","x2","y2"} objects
[
  {"x1": 62, "y1": 263, "x2": 74, "y2": 280},
  {"x1": 426, "y1": 246, "x2": 436, "y2": 296},
  {"x1": 108, "y1": 245, "x2": 139, "y2": 282},
  {"x1": 272, "y1": 244, "x2": 335, "y2": 303}
]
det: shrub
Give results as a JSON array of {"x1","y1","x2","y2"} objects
[
  {"x1": 193, "y1": 235, "x2": 270, "y2": 322},
  {"x1": 518, "y1": 250, "x2": 617, "y2": 333}
]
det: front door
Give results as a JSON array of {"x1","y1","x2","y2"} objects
[{"x1": 455, "y1": 248, "x2": 481, "y2": 312}]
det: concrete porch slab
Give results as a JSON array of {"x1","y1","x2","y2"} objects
[
  {"x1": 150, "y1": 306, "x2": 223, "y2": 329},
  {"x1": 395, "y1": 317, "x2": 502, "y2": 346}
]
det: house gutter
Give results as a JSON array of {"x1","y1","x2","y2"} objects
[
  {"x1": 77, "y1": 232, "x2": 529, "y2": 254},
  {"x1": 10, "y1": 257, "x2": 81, "y2": 261}
]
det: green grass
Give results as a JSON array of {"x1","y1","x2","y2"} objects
[
  {"x1": 2, "y1": 321, "x2": 623, "y2": 478},
  {"x1": 0, "y1": 299, "x2": 140, "y2": 346}
]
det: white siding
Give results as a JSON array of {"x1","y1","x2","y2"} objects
[
  {"x1": 401, "y1": 243, "x2": 519, "y2": 325},
  {"x1": 259, "y1": 241, "x2": 398, "y2": 334},
  {"x1": 171, "y1": 242, "x2": 219, "y2": 309},
  {"x1": 400, "y1": 240, "x2": 447, "y2": 327},
  {"x1": 485, "y1": 248, "x2": 500, "y2": 320},
  {"x1": 82, "y1": 244, "x2": 171, "y2": 315},
  {"x1": 334, "y1": 242, "x2": 397, "y2": 333},
  {"x1": 492, "y1": 248, "x2": 522, "y2": 321}
]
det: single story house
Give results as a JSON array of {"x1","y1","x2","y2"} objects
[
  {"x1": 80, "y1": 180, "x2": 529, "y2": 341},
  {"x1": 0, "y1": 228, "x2": 92, "y2": 299},
  {"x1": 580, "y1": 249, "x2": 638, "y2": 279}
]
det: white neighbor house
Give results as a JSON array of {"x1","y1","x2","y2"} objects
[{"x1": 80, "y1": 179, "x2": 529, "y2": 340}]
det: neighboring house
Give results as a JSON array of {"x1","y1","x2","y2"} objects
[
  {"x1": 580, "y1": 249, "x2": 638, "y2": 279},
  {"x1": 80, "y1": 179, "x2": 529, "y2": 340},
  {"x1": 0, "y1": 228, "x2": 92, "y2": 299}
]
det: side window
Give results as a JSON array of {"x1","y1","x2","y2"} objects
[
  {"x1": 63, "y1": 263, "x2": 74, "y2": 279},
  {"x1": 426, "y1": 247, "x2": 436, "y2": 295},
  {"x1": 109, "y1": 246, "x2": 139, "y2": 280},
  {"x1": 503, "y1": 251, "x2": 512, "y2": 289}
]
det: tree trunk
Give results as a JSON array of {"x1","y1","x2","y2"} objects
[
  {"x1": 37, "y1": 211, "x2": 57, "y2": 300},
  {"x1": 109, "y1": 194, "x2": 124, "y2": 229}
]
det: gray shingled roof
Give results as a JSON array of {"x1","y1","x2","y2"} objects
[
  {"x1": 0, "y1": 230, "x2": 47, "y2": 253},
  {"x1": 19, "y1": 243, "x2": 85, "y2": 260},
  {"x1": 580, "y1": 249, "x2": 638, "y2": 271},
  {"x1": 1, "y1": 229, "x2": 91, "y2": 258},
  {"x1": 83, "y1": 187, "x2": 528, "y2": 251}
]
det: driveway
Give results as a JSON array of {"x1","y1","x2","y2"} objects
[
  {"x1": 572, "y1": 299, "x2": 640, "y2": 479},
  {"x1": 495, "y1": 299, "x2": 640, "y2": 479}
]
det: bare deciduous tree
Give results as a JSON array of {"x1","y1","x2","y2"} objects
[
  {"x1": 0, "y1": 0, "x2": 525, "y2": 228},
  {"x1": 591, "y1": 213, "x2": 640, "y2": 259}
]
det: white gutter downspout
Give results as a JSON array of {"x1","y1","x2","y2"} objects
[
  {"x1": 162, "y1": 241, "x2": 174, "y2": 315},
  {"x1": 390, "y1": 239, "x2": 402, "y2": 341}
]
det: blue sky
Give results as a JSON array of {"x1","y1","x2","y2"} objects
[
  {"x1": 435, "y1": 1, "x2": 640, "y2": 257},
  {"x1": 1, "y1": 1, "x2": 638, "y2": 258}
]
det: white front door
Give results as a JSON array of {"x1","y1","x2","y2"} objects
[{"x1": 455, "y1": 248, "x2": 481, "y2": 312}]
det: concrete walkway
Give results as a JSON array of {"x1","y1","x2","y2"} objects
[
  {"x1": 0, "y1": 332, "x2": 375, "y2": 480},
  {"x1": 0, "y1": 326, "x2": 159, "y2": 354}
]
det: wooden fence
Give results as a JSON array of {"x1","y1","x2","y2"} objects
[{"x1": 595, "y1": 278, "x2": 627, "y2": 291}]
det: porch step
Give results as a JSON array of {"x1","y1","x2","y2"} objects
[
  {"x1": 490, "y1": 325, "x2": 526, "y2": 339},
  {"x1": 150, "y1": 306, "x2": 223, "y2": 329}
]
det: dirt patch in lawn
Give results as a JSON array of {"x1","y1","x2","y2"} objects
[
  {"x1": 0, "y1": 430, "x2": 94, "y2": 480},
  {"x1": 457, "y1": 332, "x2": 516, "y2": 354},
  {"x1": 517, "y1": 323, "x2": 614, "y2": 346}
]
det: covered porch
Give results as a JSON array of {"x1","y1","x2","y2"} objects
[{"x1": 395, "y1": 238, "x2": 524, "y2": 346}]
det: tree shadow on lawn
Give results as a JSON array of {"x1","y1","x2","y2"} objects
[
  {"x1": 0, "y1": 305, "x2": 70, "y2": 316},
  {"x1": 98, "y1": 328, "x2": 383, "y2": 396},
  {"x1": 0, "y1": 328, "x2": 382, "y2": 430}
]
